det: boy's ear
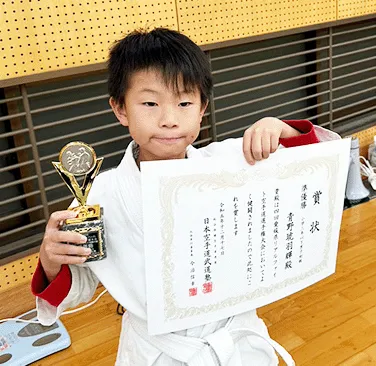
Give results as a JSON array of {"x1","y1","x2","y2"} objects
[
  {"x1": 109, "y1": 97, "x2": 128, "y2": 127},
  {"x1": 199, "y1": 100, "x2": 209, "y2": 122}
]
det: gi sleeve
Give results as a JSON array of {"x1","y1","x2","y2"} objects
[
  {"x1": 31, "y1": 260, "x2": 99, "y2": 326},
  {"x1": 198, "y1": 120, "x2": 340, "y2": 157}
]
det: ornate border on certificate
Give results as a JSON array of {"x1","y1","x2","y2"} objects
[{"x1": 159, "y1": 155, "x2": 339, "y2": 320}]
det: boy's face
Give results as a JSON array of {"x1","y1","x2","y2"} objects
[{"x1": 110, "y1": 69, "x2": 207, "y2": 163}]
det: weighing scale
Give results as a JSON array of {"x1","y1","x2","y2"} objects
[{"x1": 0, "y1": 309, "x2": 71, "y2": 365}]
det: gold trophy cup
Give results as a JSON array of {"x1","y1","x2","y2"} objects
[{"x1": 53, "y1": 141, "x2": 106, "y2": 262}]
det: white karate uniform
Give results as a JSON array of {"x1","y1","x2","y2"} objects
[{"x1": 36, "y1": 126, "x2": 339, "y2": 365}]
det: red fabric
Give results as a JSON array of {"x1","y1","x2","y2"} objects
[
  {"x1": 280, "y1": 119, "x2": 319, "y2": 147},
  {"x1": 30, "y1": 119, "x2": 320, "y2": 307},
  {"x1": 31, "y1": 260, "x2": 72, "y2": 307}
]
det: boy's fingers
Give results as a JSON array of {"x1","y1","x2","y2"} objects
[
  {"x1": 52, "y1": 242, "x2": 91, "y2": 257},
  {"x1": 262, "y1": 131, "x2": 271, "y2": 159},
  {"x1": 270, "y1": 134, "x2": 279, "y2": 153},
  {"x1": 54, "y1": 230, "x2": 87, "y2": 244},
  {"x1": 251, "y1": 128, "x2": 263, "y2": 161},
  {"x1": 243, "y1": 129, "x2": 254, "y2": 165},
  {"x1": 46, "y1": 210, "x2": 77, "y2": 231},
  {"x1": 51, "y1": 254, "x2": 88, "y2": 265}
]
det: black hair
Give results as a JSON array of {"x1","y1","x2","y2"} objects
[{"x1": 108, "y1": 28, "x2": 213, "y2": 107}]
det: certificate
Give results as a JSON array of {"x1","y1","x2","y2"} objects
[{"x1": 141, "y1": 138, "x2": 351, "y2": 335}]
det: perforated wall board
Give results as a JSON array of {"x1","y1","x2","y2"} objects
[
  {"x1": 0, "y1": 254, "x2": 39, "y2": 293},
  {"x1": 176, "y1": 0, "x2": 337, "y2": 45},
  {"x1": 338, "y1": 0, "x2": 376, "y2": 19},
  {"x1": 0, "y1": 0, "x2": 178, "y2": 80}
]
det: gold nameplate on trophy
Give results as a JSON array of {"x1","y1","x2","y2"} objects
[{"x1": 53, "y1": 142, "x2": 107, "y2": 262}]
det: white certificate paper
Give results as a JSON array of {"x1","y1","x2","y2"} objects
[{"x1": 141, "y1": 139, "x2": 351, "y2": 335}]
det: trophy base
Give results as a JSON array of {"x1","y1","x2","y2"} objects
[{"x1": 62, "y1": 208, "x2": 106, "y2": 262}]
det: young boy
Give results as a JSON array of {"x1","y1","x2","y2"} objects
[{"x1": 32, "y1": 28, "x2": 339, "y2": 365}]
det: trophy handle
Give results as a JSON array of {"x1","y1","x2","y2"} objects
[
  {"x1": 81, "y1": 158, "x2": 103, "y2": 203},
  {"x1": 52, "y1": 158, "x2": 103, "y2": 206}
]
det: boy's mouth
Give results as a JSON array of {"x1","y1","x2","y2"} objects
[{"x1": 153, "y1": 136, "x2": 184, "y2": 144}]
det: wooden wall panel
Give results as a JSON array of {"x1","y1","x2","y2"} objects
[
  {"x1": 176, "y1": 0, "x2": 337, "y2": 45},
  {"x1": 0, "y1": 0, "x2": 178, "y2": 80},
  {"x1": 338, "y1": 0, "x2": 376, "y2": 19}
]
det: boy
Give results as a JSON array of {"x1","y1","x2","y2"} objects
[{"x1": 32, "y1": 28, "x2": 339, "y2": 365}]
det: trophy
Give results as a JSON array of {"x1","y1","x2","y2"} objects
[{"x1": 53, "y1": 141, "x2": 106, "y2": 262}]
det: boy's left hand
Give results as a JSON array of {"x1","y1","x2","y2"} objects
[{"x1": 242, "y1": 117, "x2": 301, "y2": 165}]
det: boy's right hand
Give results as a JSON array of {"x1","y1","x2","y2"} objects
[{"x1": 39, "y1": 210, "x2": 92, "y2": 283}]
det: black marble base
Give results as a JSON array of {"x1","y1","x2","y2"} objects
[{"x1": 61, "y1": 211, "x2": 106, "y2": 262}]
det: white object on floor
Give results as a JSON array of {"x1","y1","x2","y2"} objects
[{"x1": 0, "y1": 309, "x2": 70, "y2": 366}]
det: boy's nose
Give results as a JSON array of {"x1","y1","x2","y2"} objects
[{"x1": 159, "y1": 108, "x2": 178, "y2": 128}]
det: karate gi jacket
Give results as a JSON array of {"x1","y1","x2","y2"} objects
[{"x1": 32, "y1": 120, "x2": 340, "y2": 365}]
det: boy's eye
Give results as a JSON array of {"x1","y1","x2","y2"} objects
[
  {"x1": 143, "y1": 102, "x2": 157, "y2": 107},
  {"x1": 179, "y1": 102, "x2": 192, "y2": 107}
]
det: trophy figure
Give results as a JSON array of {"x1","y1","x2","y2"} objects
[{"x1": 53, "y1": 142, "x2": 106, "y2": 262}]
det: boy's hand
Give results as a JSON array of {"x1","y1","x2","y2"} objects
[
  {"x1": 243, "y1": 117, "x2": 301, "y2": 165},
  {"x1": 39, "y1": 210, "x2": 91, "y2": 283}
]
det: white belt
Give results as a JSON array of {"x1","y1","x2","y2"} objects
[{"x1": 128, "y1": 314, "x2": 295, "y2": 366}]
